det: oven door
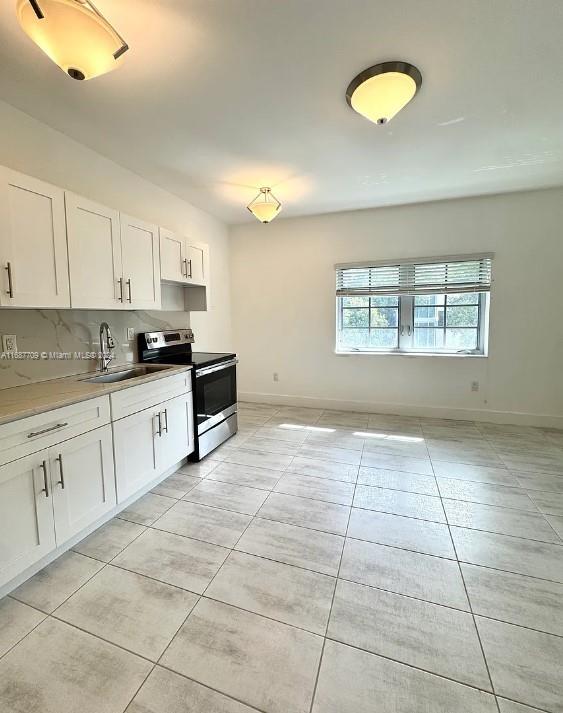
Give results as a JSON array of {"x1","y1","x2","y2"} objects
[{"x1": 194, "y1": 359, "x2": 237, "y2": 435}]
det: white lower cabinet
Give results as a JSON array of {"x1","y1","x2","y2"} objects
[
  {"x1": 113, "y1": 405, "x2": 159, "y2": 503},
  {"x1": 0, "y1": 451, "x2": 56, "y2": 588},
  {"x1": 0, "y1": 426, "x2": 116, "y2": 590},
  {"x1": 113, "y1": 392, "x2": 193, "y2": 503},
  {"x1": 50, "y1": 425, "x2": 116, "y2": 544}
]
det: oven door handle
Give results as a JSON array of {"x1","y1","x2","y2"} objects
[{"x1": 195, "y1": 358, "x2": 238, "y2": 378}]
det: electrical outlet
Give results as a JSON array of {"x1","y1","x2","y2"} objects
[
  {"x1": 273, "y1": 372, "x2": 279, "y2": 382},
  {"x1": 471, "y1": 380, "x2": 479, "y2": 392},
  {"x1": 2, "y1": 334, "x2": 17, "y2": 353},
  {"x1": 127, "y1": 328, "x2": 135, "y2": 340}
]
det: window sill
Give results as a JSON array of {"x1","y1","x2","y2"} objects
[{"x1": 334, "y1": 350, "x2": 488, "y2": 358}]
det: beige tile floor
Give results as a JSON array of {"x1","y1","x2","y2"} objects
[{"x1": 1, "y1": 402, "x2": 563, "y2": 713}]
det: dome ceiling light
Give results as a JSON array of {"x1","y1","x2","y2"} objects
[
  {"x1": 247, "y1": 187, "x2": 282, "y2": 223},
  {"x1": 346, "y1": 61, "x2": 422, "y2": 125},
  {"x1": 16, "y1": 0, "x2": 129, "y2": 81}
]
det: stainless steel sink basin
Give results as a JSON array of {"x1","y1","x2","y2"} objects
[{"x1": 82, "y1": 366, "x2": 170, "y2": 384}]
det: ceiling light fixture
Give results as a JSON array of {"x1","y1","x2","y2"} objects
[
  {"x1": 246, "y1": 187, "x2": 282, "y2": 223},
  {"x1": 16, "y1": 0, "x2": 129, "y2": 81},
  {"x1": 346, "y1": 61, "x2": 422, "y2": 125}
]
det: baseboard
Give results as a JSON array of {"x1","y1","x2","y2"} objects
[{"x1": 238, "y1": 391, "x2": 563, "y2": 430}]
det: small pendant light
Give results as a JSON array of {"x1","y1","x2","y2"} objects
[
  {"x1": 16, "y1": 0, "x2": 129, "y2": 81},
  {"x1": 247, "y1": 187, "x2": 282, "y2": 223}
]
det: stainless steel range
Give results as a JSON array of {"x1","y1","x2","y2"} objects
[{"x1": 138, "y1": 329, "x2": 237, "y2": 461}]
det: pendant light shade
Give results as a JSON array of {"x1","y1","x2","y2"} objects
[
  {"x1": 16, "y1": 0, "x2": 129, "y2": 81},
  {"x1": 247, "y1": 187, "x2": 282, "y2": 223},
  {"x1": 346, "y1": 61, "x2": 422, "y2": 125}
]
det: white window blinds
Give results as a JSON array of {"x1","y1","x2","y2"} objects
[{"x1": 336, "y1": 254, "x2": 493, "y2": 297}]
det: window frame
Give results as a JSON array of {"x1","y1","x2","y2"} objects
[{"x1": 336, "y1": 292, "x2": 489, "y2": 356}]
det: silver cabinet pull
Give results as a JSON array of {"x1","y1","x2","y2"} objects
[
  {"x1": 182, "y1": 258, "x2": 188, "y2": 277},
  {"x1": 118, "y1": 277, "x2": 124, "y2": 302},
  {"x1": 126, "y1": 278, "x2": 132, "y2": 303},
  {"x1": 5, "y1": 262, "x2": 14, "y2": 298},
  {"x1": 188, "y1": 259, "x2": 193, "y2": 279},
  {"x1": 40, "y1": 460, "x2": 49, "y2": 497},
  {"x1": 27, "y1": 422, "x2": 68, "y2": 439},
  {"x1": 162, "y1": 408, "x2": 168, "y2": 434},
  {"x1": 56, "y1": 454, "x2": 65, "y2": 489},
  {"x1": 156, "y1": 412, "x2": 162, "y2": 437}
]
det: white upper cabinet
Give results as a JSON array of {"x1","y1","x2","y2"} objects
[
  {"x1": 66, "y1": 193, "x2": 123, "y2": 309},
  {"x1": 159, "y1": 228, "x2": 207, "y2": 287},
  {"x1": 120, "y1": 214, "x2": 161, "y2": 310},
  {"x1": 66, "y1": 195, "x2": 161, "y2": 310},
  {"x1": 185, "y1": 244, "x2": 206, "y2": 285},
  {"x1": 0, "y1": 168, "x2": 70, "y2": 308},
  {"x1": 160, "y1": 227, "x2": 186, "y2": 283}
]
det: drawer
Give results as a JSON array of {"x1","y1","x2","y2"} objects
[
  {"x1": 111, "y1": 371, "x2": 192, "y2": 421},
  {"x1": 0, "y1": 396, "x2": 111, "y2": 467}
]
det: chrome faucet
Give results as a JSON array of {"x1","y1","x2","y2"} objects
[{"x1": 99, "y1": 322, "x2": 115, "y2": 372}]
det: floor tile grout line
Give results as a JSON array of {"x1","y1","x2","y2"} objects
[
  {"x1": 433, "y1": 470, "x2": 501, "y2": 713},
  {"x1": 307, "y1": 428, "x2": 361, "y2": 713}
]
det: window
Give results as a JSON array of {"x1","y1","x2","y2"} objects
[{"x1": 336, "y1": 254, "x2": 492, "y2": 355}]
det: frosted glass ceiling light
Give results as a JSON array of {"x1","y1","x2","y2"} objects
[
  {"x1": 346, "y1": 61, "x2": 422, "y2": 125},
  {"x1": 247, "y1": 187, "x2": 282, "y2": 223},
  {"x1": 16, "y1": 0, "x2": 129, "y2": 80}
]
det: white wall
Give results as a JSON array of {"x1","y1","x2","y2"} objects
[
  {"x1": 230, "y1": 188, "x2": 563, "y2": 428},
  {"x1": 0, "y1": 100, "x2": 233, "y2": 386}
]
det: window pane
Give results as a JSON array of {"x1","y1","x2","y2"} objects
[
  {"x1": 369, "y1": 329, "x2": 398, "y2": 348},
  {"x1": 415, "y1": 294, "x2": 445, "y2": 306},
  {"x1": 413, "y1": 328, "x2": 444, "y2": 349},
  {"x1": 447, "y1": 293, "x2": 480, "y2": 306},
  {"x1": 339, "y1": 328, "x2": 370, "y2": 348},
  {"x1": 414, "y1": 306, "x2": 445, "y2": 327},
  {"x1": 342, "y1": 308, "x2": 369, "y2": 327},
  {"x1": 446, "y1": 305, "x2": 478, "y2": 327},
  {"x1": 370, "y1": 296, "x2": 399, "y2": 307},
  {"x1": 371, "y1": 307, "x2": 398, "y2": 327},
  {"x1": 342, "y1": 296, "x2": 369, "y2": 308},
  {"x1": 445, "y1": 328, "x2": 478, "y2": 350}
]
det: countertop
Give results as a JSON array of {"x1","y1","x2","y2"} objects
[{"x1": 0, "y1": 363, "x2": 192, "y2": 426}]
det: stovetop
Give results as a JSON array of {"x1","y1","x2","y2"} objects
[{"x1": 138, "y1": 330, "x2": 235, "y2": 370}]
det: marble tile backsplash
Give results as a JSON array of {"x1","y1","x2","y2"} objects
[{"x1": 0, "y1": 308, "x2": 189, "y2": 389}]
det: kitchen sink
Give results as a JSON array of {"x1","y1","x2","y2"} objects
[{"x1": 82, "y1": 366, "x2": 172, "y2": 384}]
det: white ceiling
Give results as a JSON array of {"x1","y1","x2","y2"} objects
[{"x1": 1, "y1": 0, "x2": 563, "y2": 224}]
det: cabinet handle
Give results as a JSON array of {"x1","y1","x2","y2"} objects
[
  {"x1": 118, "y1": 277, "x2": 124, "y2": 302},
  {"x1": 27, "y1": 422, "x2": 68, "y2": 439},
  {"x1": 56, "y1": 454, "x2": 65, "y2": 489},
  {"x1": 39, "y1": 460, "x2": 49, "y2": 497},
  {"x1": 188, "y1": 259, "x2": 193, "y2": 279},
  {"x1": 156, "y1": 412, "x2": 162, "y2": 437},
  {"x1": 162, "y1": 408, "x2": 168, "y2": 434},
  {"x1": 182, "y1": 258, "x2": 188, "y2": 278},
  {"x1": 126, "y1": 279, "x2": 132, "y2": 303},
  {"x1": 5, "y1": 262, "x2": 14, "y2": 298}
]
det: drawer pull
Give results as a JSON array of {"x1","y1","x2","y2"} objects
[
  {"x1": 162, "y1": 408, "x2": 168, "y2": 433},
  {"x1": 56, "y1": 454, "x2": 65, "y2": 489},
  {"x1": 27, "y1": 422, "x2": 68, "y2": 439},
  {"x1": 39, "y1": 460, "x2": 49, "y2": 497}
]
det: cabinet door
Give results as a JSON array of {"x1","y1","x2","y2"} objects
[
  {"x1": 66, "y1": 192, "x2": 123, "y2": 309},
  {"x1": 185, "y1": 244, "x2": 205, "y2": 285},
  {"x1": 50, "y1": 425, "x2": 116, "y2": 545},
  {"x1": 120, "y1": 214, "x2": 161, "y2": 309},
  {"x1": 156, "y1": 394, "x2": 190, "y2": 472},
  {"x1": 0, "y1": 168, "x2": 70, "y2": 308},
  {"x1": 113, "y1": 407, "x2": 159, "y2": 503},
  {"x1": 160, "y1": 228, "x2": 186, "y2": 283},
  {"x1": 0, "y1": 451, "x2": 56, "y2": 589}
]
